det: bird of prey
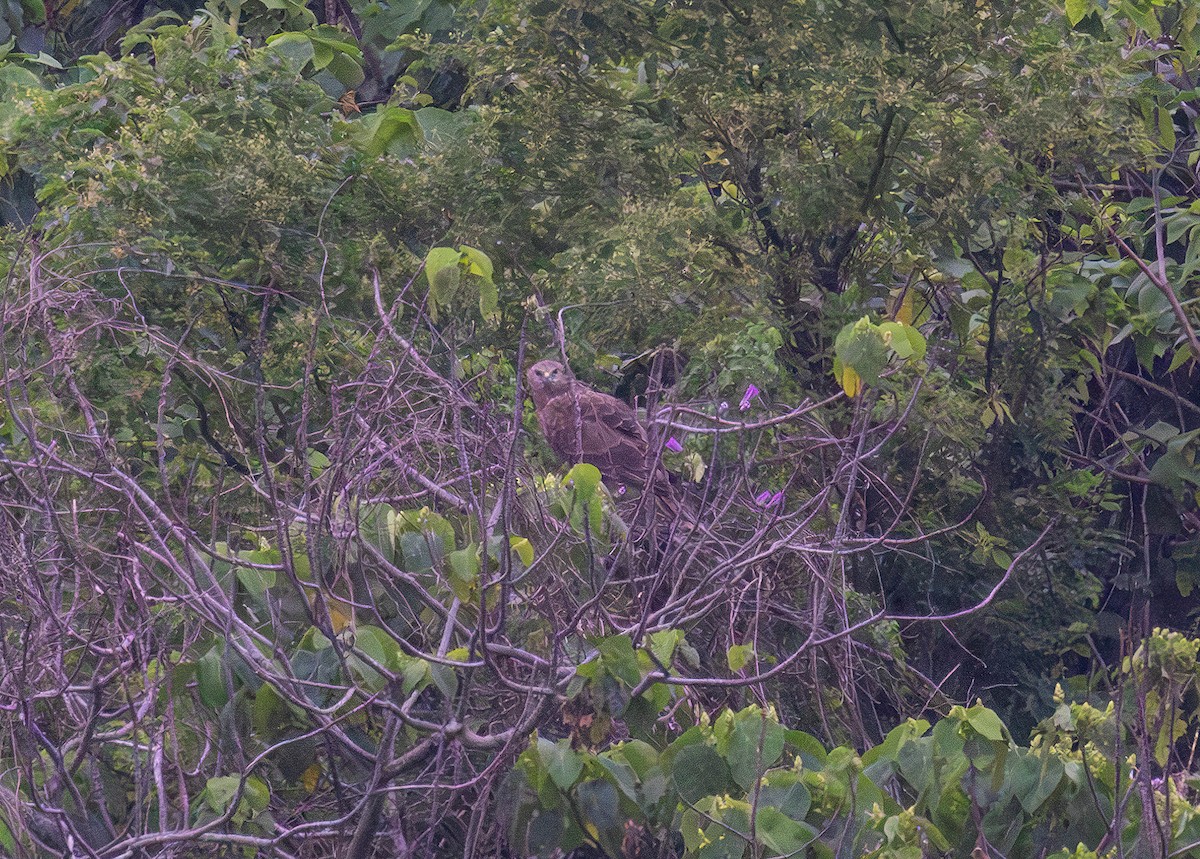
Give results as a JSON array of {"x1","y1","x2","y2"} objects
[{"x1": 526, "y1": 359, "x2": 673, "y2": 502}]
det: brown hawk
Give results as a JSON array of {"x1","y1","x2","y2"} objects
[{"x1": 526, "y1": 359, "x2": 674, "y2": 503}]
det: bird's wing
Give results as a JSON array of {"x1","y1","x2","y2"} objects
[
  {"x1": 580, "y1": 386, "x2": 647, "y2": 445},
  {"x1": 541, "y1": 388, "x2": 648, "y2": 487},
  {"x1": 578, "y1": 390, "x2": 682, "y2": 517}
]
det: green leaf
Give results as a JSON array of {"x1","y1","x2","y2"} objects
[
  {"x1": 375, "y1": 107, "x2": 422, "y2": 158},
  {"x1": 755, "y1": 806, "x2": 817, "y2": 854},
  {"x1": 1141, "y1": 421, "x2": 1181, "y2": 445},
  {"x1": 596, "y1": 634, "x2": 641, "y2": 686},
  {"x1": 242, "y1": 776, "x2": 270, "y2": 812},
  {"x1": 235, "y1": 548, "x2": 276, "y2": 594},
  {"x1": 398, "y1": 532, "x2": 434, "y2": 574},
  {"x1": 251, "y1": 683, "x2": 290, "y2": 738},
  {"x1": 397, "y1": 655, "x2": 430, "y2": 695},
  {"x1": 478, "y1": 275, "x2": 499, "y2": 322},
  {"x1": 681, "y1": 809, "x2": 745, "y2": 859},
  {"x1": 422, "y1": 245, "x2": 497, "y2": 322},
  {"x1": 835, "y1": 318, "x2": 889, "y2": 386},
  {"x1": 1168, "y1": 346, "x2": 1194, "y2": 373},
  {"x1": 725, "y1": 709, "x2": 785, "y2": 792},
  {"x1": 424, "y1": 244, "x2": 462, "y2": 286},
  {"x1": 1149, "y1": 430, "x2": 1200, "y2": 491},
  {"x1": 1159, "y1": 104, "x2": 1176, "y2": 150},
  {"x1": 20, "y1": 0, "x2": 46, "y2": 24},
  {"x1": 414, "y1": 106, "x2": 474, "y2": 150},
  {"x1": 354, "y1": 625, "x2": 402, "y2": 671},
  {"x1": 307, "y1": 448, "x2": 330, "y2": 475},
  {"x1": 308, "y1": 25, "x2": 363, "y2": 58},
  {"x1": 648, "y1": 628, "x2": 684, "y2": 666},
  {"x1": 539, "y1": 738, "x2": 584, "y2": 790},
  {"x1": 338, "y1": 106, "x2": 421, "y2": 160},
  {"x1": 1165, "y1": 213, "x2": 1200, "y2": 246},
  {"x1": 202, "y1": 773, "x2": 268, "y2": 822},
  {"x1": 117, "y1": 10, "x2": 182, "y2": 52},
  {"x1": 726, "y1": 643, "x2": 753, "y2": 672},
  {"x1": 23, "y1": 52, "x2": 62, "y2": 70},
  {"x1": 784, "y1": 729, "x2": 829, "y2": 769},
  {"x1": 0, "y1": 64, "x2": 41, "y2": 94},
  {"x1": 429, "y1": 661, "x2": 458, "y2": 699},
  {"x1": 1065, "y1": 0, "x2": 1092, "y2": 25},
  {"x1": 325, "y1": 51, "x2": 365, "y2": 88},
  {"x1": 596, "y1": 756, "x2": 640, "y2": 804},
  {"x1": 1048, "y1": 271, "x2": 1097, "y2": 320},
  {"x1": 196, "y1": 644, "x2": 229, "y2": 708},
  {"x1": 310, "y1": 38, "x2": 335, "y2": 71},
  {"x1": 204, "y1": 775, "x2": 241, "y2": 813},
  {"x1": 612, "y1": 739, "x2": 659, "y2": 778},
  {"x1": 758, "y1": 770, "x2": 812, "y2": 821},
  {"x1": 877, "y1": 320, "x2": 926, "y2": 361},
  {"x1": 0, "y1": 817, "x2": 15, "y2": 854},
  {"x1": 526, "y1": 810, "x2": 567, "y2": 854},
  {"x1": 393, "y1": 508, "x2": 456, "y2": 556},
  {"x1": 565, "y1": 462, "x2": 602, "y2": 502},
  {"x1": 672, "y1": 743, "x2": 732, "y2": 803},
  {"x1": 258, "y1": 0, "x2": 317, "y2": 25},
  {"x1": 1007, "y1": 751, "x2": 1065, "y2": 814},
  {"x1": 447, "y1": 544, "x2": 480, "y2": 601},
  {"x1": 964, "y1": 706, "x2": 1008, "y2": 742},
  {"x1": 576, "y1": 779, "x2": 620, "y2": 833}
]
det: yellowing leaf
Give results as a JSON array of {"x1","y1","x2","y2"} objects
[
  {"x1": 982, "y1": 393, "x2": 1013, "y2": 429},
  {"x1": 836, "y1": 361, "x2": 862, "y2": 397},
  {"x1": 302, "y1": 763, "x2": 321, "y2": 793},
  {"x1": 509, "y1": 536, "x2": 534, "y2": 567},
  {"x1": 458, "y1": 244, "x2": 494, "y2": 281},
  {"x1": 328, "y1": 599, "x2": 354, "y2": 633},
  {"x1": 703, "y1": 145, "x2": 728, "y2": 164}
]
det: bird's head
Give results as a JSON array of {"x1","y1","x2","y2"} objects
[{"x1": 527, "y1": 360, "x2": 572, "y2": 398}]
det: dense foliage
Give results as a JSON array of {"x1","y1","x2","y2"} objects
[{"x1": 5, "y1": 0, "x2": 1200, "y2": 856}]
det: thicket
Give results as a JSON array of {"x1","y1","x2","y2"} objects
[{"x1": 2, "y1": 0, "x2": 1200, "y2": 856}]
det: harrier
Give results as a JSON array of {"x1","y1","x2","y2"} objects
[{"x1": 526, "y1": 359, "x2": 674, "y2": 504}]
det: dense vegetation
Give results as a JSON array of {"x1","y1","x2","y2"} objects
[{"x1": 5, "y1": 0, "x2": 1200, "y2": 855}]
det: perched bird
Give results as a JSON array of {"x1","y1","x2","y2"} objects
[{"x1": 526, "y1": 359, "x2": 674, "y2": 505}]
